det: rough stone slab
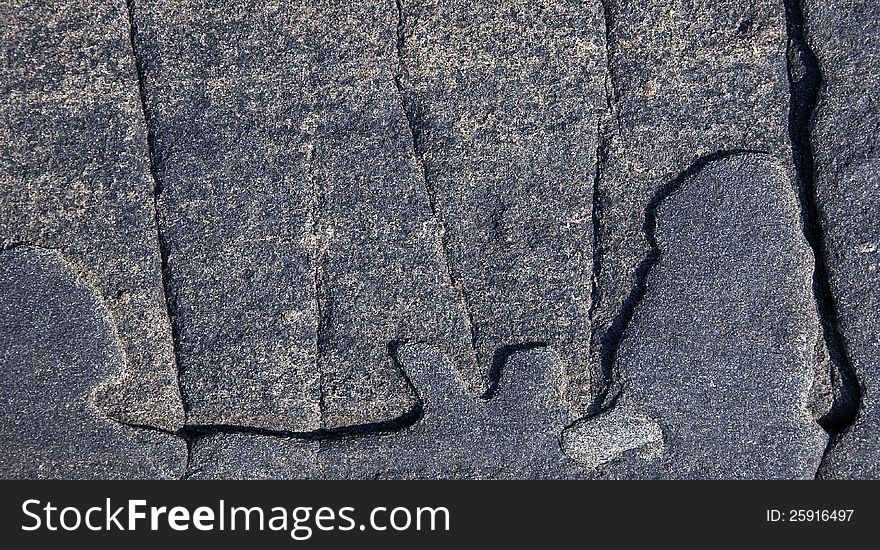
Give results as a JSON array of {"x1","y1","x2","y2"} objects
[
  {"x1": 133, "y1": 1, "x2": 473, "y2": 430},
  {"x1": 0, "y1": 0, "x2": 182, "y2": 431},
  {"x1": 186, "y1": 433, "x2": 319, "y2": 480},
  {"x1": 185, "y1": 345, "x2": 583, "y2": 479},
  {"x1": 805, "y1": 0, "x2": 880, "y2": 479},
  {"x1": 5, "y1": 0, "x2": 878, "y2": 481},
  {"x1": 131, "y1": 0, "x2": 321, "y2": 430},
  {"x1": 591, "y1": 0, "x2": 792, "y2": 404},
  {"x1": 397, "y1": 0, "x2": 603, "y2": 410},
  {"x1": 0, "y1": 247, "x2": 186, "y2": 479},
  {"x1": 568, "y1": 156, "x2": 826, "y2": 479}
]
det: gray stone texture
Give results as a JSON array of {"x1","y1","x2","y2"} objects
[
  {"x1": 186, "y1": 433, "x2": 319, "y2": 480},
  {"x1": 0, "y1": 247, "x2": 186, "y2": 479},
  {"x1": 591, "y1": 0, "x2": 792, "y2": 405},
  {"x1": 187, "y1": 345, "x2": 582, "y2": 479},
  {"x1": 805, "y1": 0, "x2": 880, "y2": 479},
  {"x1": 131, "y1": 0, "x2": 473, "y2": 430},
  {"x1": 396, "y1": 0, "x2": 602, "y2": 411},
  {"x1": 2, "y1": 0, "x2": 878, "y2": 480},
  {"x1": 571, "y1": 155, "x2": 827, "y2": 479},
  {"x1": 0, "y1": 0, "x2": 182, "y2": 431}
]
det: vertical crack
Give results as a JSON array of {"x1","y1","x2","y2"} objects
[
  {"x1": 597, "y1": 0, "x2": 622, "y2": 133},
  {"x1": 110, "y1": 2, "x2": 447, "y2": 471},
  {"x1": 584, "y1": 149, "x2": 769, "y2": 418},
  {"x1": 782, "y1": 0, "x2": 862, "y2": 476},
  {"x1": 125, "y1": 0, "x2": 189, "y2": 477},
  {"x1": 392, "y1": 0, "x2": 478, "y2": 353},
  {"x1": 587, "y1": 120, "x2": 614, "y2": 415},
  {"x1": 587, "y1": 0, "x2": 622, "y2": 415},
  {"x1": 304, "y1": 131, "x2": 332, "y2": 430}
]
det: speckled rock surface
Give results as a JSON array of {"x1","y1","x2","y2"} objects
[
  {"x1": 0, "y1": 247, "x2": 185, "y2": 479},
  {"x1": 131, "y1": 0, "x2": 474, "y2": 431},
  {"x1": 186, "y1": 433, "x2": 319, "y2": 480},
  {"x1": 396, "y1": 0, "x2": 602, "y2": 412},
  {"x1": 589, "y1": 0, "x2": 792, "y2": 410},
  {"x1": 805, "y1": 0, "x2": 880, "y2": 480},
  {"x1": 0, "y1": 0, "x2": 182, "y2": 432},
  {"x1": 1, "y1": 0, "x2": 878, "y2": 480}
]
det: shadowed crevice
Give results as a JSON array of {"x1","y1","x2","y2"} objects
[
  {"x1": 585, "y1": 149, "x2": 770, "y2": 418},
  {"x1": 123, "y1": 0, "x2": 189, "y2": 476},
  {"x1": 782, "y1": 0, "x2": 862, "y2": 478},
  {"x1": 482, "y1": 342, "x2": 549, "y2": 400}
]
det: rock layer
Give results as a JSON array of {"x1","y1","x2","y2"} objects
[
  {"x1": 1, "y1": 0, "x2": 876, "y2": 480},
  {"x1": 568, "y1": 155, "x2": 827, "y2": 478},
  {"x1": 0, "y1": 0, "x2": 181, "y2": 431},
  {"x1": 804, "y1": 0, "x2": 880, "y2": 479},
  {"x1": 396, "y1": 0, "x2": 603, "y2": 410},
  {"x1": 591, "y1": 0, "x2": 792, "y2": 409},
  {"x1": 131, "y1": 0, "x2": 473, "y2": 430}
]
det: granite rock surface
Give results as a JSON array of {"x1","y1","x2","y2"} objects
[{"x1": 1, "y1": 0, "x2": 877, "y2": 479}]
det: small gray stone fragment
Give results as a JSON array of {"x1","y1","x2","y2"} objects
[{"x1": 562, "y1": 407, "x2": 663, "y2": 470}]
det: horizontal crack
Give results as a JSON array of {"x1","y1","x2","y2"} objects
[{"x1": 123, "y1": 0, "x2": 188, "y2": 476}]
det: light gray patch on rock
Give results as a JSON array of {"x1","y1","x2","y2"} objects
[
  {"x1": 0, "y1": 247, "x2": 185, "y2": 479},
  {"x1": 589, "y1": 155, "x2": 827, "y2": 479},
  {"x1": 562, "y1": 407, "x2": 663, "y2": 470},
  {"x1": 0, "y1": 0, "x2": 182, "y2": 431}
]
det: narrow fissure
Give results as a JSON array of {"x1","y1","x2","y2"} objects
[
  {"x1": 392, "y1": 0, "x2": 478, "y2": 353},
  {"x1": 124, "y1": 0, "x2": 191, "y2": 478},
  {"x1": 782, "y1": 0, "x2": 862, "y2": 476},
  {"x1": 303, "y1": 134, "x2": 331, "y2": 431},
  {"x1": 586, "y1": 0, "x2": 624, "y2": 416}
]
